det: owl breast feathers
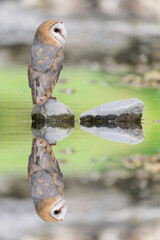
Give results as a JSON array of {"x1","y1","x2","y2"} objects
[{"x1": 28, "y1": 20, "x2": 66, "y2": 105}]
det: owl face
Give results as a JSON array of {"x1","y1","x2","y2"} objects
[
  {"x1": 50, "y1": 22, "x2": 67, "y2": 47},
  {"x1": 50, "y1": 198, "x2": 67, "y2": 221},
  {"x1": 35, "y1": 196, "x2": 67, "y2": 223},
  {"x1": 34, "y1": 20, "x2": 67, "y2": 48}
]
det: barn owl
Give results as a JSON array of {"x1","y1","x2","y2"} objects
[
  {"x1": 28, "y1": 137, "x2": 67, "y2": 223},
  {"x1": 28, "y1": 20, "x2": 67, "y2": 105}
]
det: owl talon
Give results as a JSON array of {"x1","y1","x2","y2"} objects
[
  {"x1": 51, "y1": 143, "x2": 57, "y2": 147},
  {"x1": 50, "y1": 96, "x2": 57, "y2": 101}
]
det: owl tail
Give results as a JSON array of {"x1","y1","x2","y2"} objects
[
  {"x1": 36, "y1": 88, "x2": 52, "y2": 106},
  {"x1": 31, "y1": 88, "x2": 36, "y2": 105},
  {"x1": 32, "y1": 78, "x2": 54, "y2": 105}
]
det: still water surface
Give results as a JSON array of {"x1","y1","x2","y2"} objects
[{"x1": 0, "y1": 79, "x2": 160, "y2": 239}]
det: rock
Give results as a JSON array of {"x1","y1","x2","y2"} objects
[
  {"x1": 123, "y1": 155, "x2": 160, "y2": 172},
  {"x1": 80, "y1": 124, "x2": 144, "y2": 145},
  {"x1": 122, "y1": 71, "x2": 160, "y2": 88},
  {"x1": 80, "y1": 99, "x2": 144, "y2": 124},
  {"x1": 32, "y1": 125, "x2": 74, "y2": 145},
  {"x1": 99, "y1": 229, "x2": 121, "y2": 240},
  {"x1": 58, "y1": 88, "x2": 75, "y2": 94},
  {"x1": 122, "y1": 74, "x2": 143, "y2": 87},
  {"x1": 123, "y1": 156, "x2": 143, "y2": 169},
  {"x1": 131, "y1": 226, "x2": 160, "y2": 240},
  {"x1": 144, "y1": 155, "x2": 160, "y2": 173},
  {"x1": 88, "y1": 80, "x2": 97, "y2": 85},
  {"x1": 59, "y1": 149, "x2": 75, "y2": 154},
  {"x1": 32, "y1": 99, "x2": 74, "y2": 124},
  {"x1": 144, "y1": 70, "x2": 160, "y2": 87},
  {"x1": 58, "y1": 78, "x2": 68, "y2": 84},
  {"x1": 101, "y1": 81, "x2": 110, "y2": 87},
  {"x1": 2, "y1": 1, "x2": 160, "y2": 68}
]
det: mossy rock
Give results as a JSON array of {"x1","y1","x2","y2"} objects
[{"x1": 32, "y1": 99, "x2": 75, "y2": 128}]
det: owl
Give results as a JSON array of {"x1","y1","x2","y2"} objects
[
  {"x1": 28, "y1": 137, "x2": 67, "y2": 223},
  {"x1": 28, "y1": 20, "x2": 67, "y2": 105}
]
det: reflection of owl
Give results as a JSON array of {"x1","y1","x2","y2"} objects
[
  {"x1": 28, "y1": 20, "x2": 67, "y2": 105},
  {"x1": 28, "y1": 138, "x2": 67, "y2": 223}
]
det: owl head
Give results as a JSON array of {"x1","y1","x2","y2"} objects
[
  {"x1": 34, "y1": 20, "x2": 67, "y2": 48},
  {"x1": 35, "y1": 196, "x2": 67, "y2": 223}
]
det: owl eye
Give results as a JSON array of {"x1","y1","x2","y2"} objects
[
  {"x1": 50, "y1": 199, "x2": 67, "y2": 220},
  {"x1": 54, "y1": 210, "x2": 60, "y2": 214},
  {"x1": 54, "y1": 28, "x2": 60, "y2": 33}
]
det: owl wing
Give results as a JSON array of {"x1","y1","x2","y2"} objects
[
  {"x1": 53, "y1": 50, "x2": 64, "y2": 85},
  {"x1": 29, "y1": 153, "x2": 63, "y2": 200},
  {"x1": 31, "y1": 43, "x2": 60, "y2": 72},
  {"x1": 28, "y1": 43, "x2": 63, "y2": 105},
  {"x1": 44, "y1": 153, "x2": 64, "y2": 195}
]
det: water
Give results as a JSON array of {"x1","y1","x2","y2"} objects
[{"x1": 0, "y1": 68, "x2": 160, "y2": 240}]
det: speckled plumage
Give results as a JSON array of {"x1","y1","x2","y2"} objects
[
  {"x1": 28, "y1": 20, "x2": 65, "y2": 105},
  {"x1": 28, "y1": 138, "x2": 64, "y2": 223}
]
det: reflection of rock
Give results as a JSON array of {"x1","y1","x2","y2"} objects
[
  {"x1": 32, "y1": 125, "x2": 74, "y2": 145},
  {"x1": 144, "y1": 155, "x2": 160, "y2": 173},
  {"x1": 32, "y1": 99, "x2": 74, "y2": 123},
  {"x1": 80, "y1": 99, "x2": 144, "y2": 124},
  {"x1": 123, "y1": 154, "x2": 160, "y2": 173},
  {"x1": 81, "y1": 120, "x2": 142, "y2": 130},
  {"x1": 32, "y1": 119, "x2": 74, "y2": 129},
  {"x1": 123, "y1": 155, "x2": 143, "y2": 169},
  {"x1": 80, "y1": 124, "x2": 144, "y2": 145},
  {"x1": 28, "y1": 138, "x2": 67, "y2": 223}
]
